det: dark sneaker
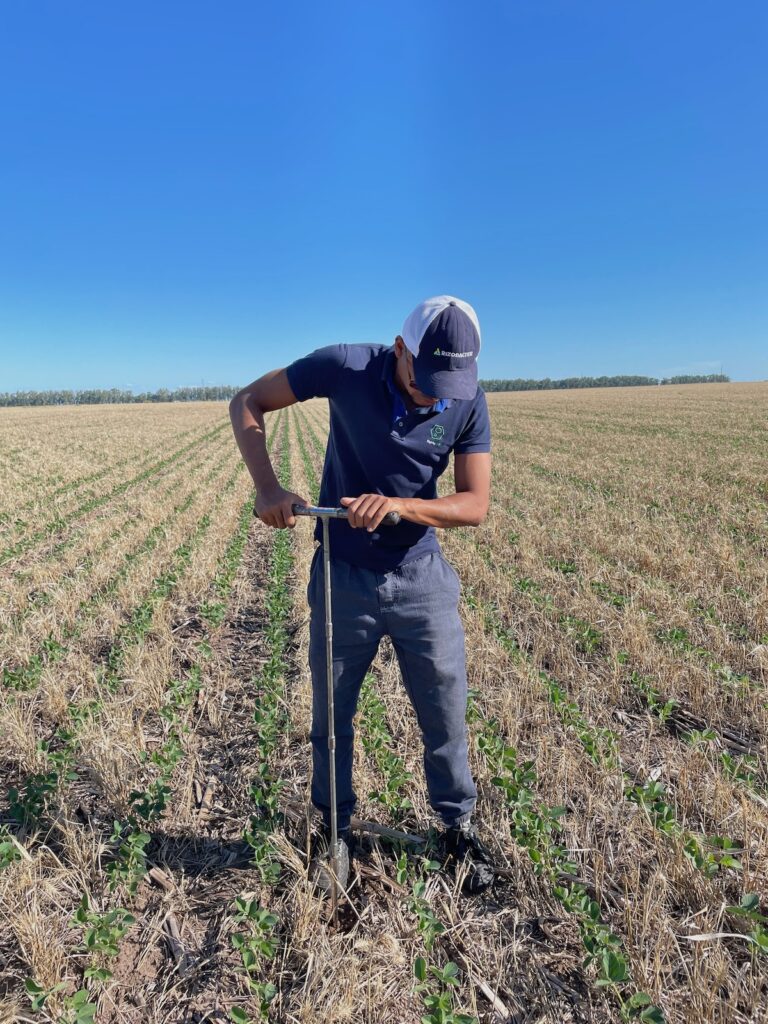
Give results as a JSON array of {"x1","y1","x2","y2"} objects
[
  {"x1": 440, "y1": 820, "x2": 496, "y2": 894},
  {"x1": 309, "y1": 824, "x2": 353, "y2": 896}
]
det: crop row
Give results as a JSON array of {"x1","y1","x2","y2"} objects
[
  {"x1": 491, "y1": 449, "x2": 766, "y2": 648},
  {"x1": 291, "y1": 405, "x2": 320, "y2": 499},
  {"x1": 523, "y1": 456, "x2": 768, "y2": 550},
  {"x1": 226, "y1": 410, "x2": 295, "y2": 1021},
  {"x1": 2, "y1": 449, "x2": 236, "y2": 694},
  {"x1": 471, "y1": 528, "x2": 768, "y2": 808},
  {"x1": 2, "y1": 419, "x2": 204, "y2": 534},
  {"x1": 469, "y1": 476, "x2": 766, "y2": 737},
  {"x1": 466, "y1": 532, "x2": 761, "y2": 882},
  {"x1": 465, "y1": 685, "x2": 666, "y2": 1021},
  {"x1": 0, "y1": 418, "x2": 231, "y2": 567},
  {"x1": 5, "y1": 460, "x2": 245, "y2": 834},
  {"x1": 3, "y1": 430, "x2": 231, "y2": 647},
  {"x1": 4, "y1": 432, "x2": 218, "y2": 598}
]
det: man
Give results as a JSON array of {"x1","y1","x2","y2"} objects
[{"x1": 229, "y1": 295, "x2": 495, "y2": 895}]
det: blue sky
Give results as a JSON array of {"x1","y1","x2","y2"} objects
[{"x1": 1, "y1": 1, "x2": 766, "y2": 391}]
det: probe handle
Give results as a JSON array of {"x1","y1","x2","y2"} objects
[{"x1": 291, "y1": 503, "x2": 401, "y2": 526}]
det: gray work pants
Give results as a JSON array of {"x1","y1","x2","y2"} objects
[{"x1": 307, "y1": 547, "x2": 477, "y2": 832}]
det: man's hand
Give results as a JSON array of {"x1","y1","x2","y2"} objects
[
  {"x1": 254, "y1": 485, "x2": 309, "y2": 529},
  {"x1": 340, "y1": 494, "x2": 404, "y2": 532}
]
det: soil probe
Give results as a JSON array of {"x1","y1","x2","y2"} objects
[{"x1": 290, "y1": 502, "x2": 401, "y2": 922}]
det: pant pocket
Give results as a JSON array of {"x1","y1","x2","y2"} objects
[{"x1": 438, "y1": 552, "x2": 461, "y2": 594}]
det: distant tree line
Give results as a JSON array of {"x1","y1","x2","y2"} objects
[
  {"x1": 479, "y1": 373, "x2": 729, "y2": 392},
  {"x1": 0, "y1": 373, "x2": 731, "y2": 406},
  {"x1": 0, "y1": 385, "x2": 239, "y2": 407}
]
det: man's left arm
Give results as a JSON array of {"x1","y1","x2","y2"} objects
[{"x1": 341, "y1": 452, "x2": 491, "y2": 530}]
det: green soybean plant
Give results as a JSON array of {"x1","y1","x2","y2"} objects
[
  {"x1": 413, "y1": 958, "x2": 477, "y2": 1024},
  {"x1": 726, "y1": 893, "x2": 768, "y2": 956},
  {"x1": 24, "y1": 979, "x2": 97, "y2": 1023},
  {"x1": 72, "y1": 893, "x2": 135, "y2": 982},
  {"x1": 230, "y1": 897, "x2": 279, "y2": 1019}
]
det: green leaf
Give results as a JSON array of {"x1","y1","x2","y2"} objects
[
  {"x1": 627, "y1": 992, "x2": 651, "y2": 1008},
  {"x1": 442, "y1": 961, "x2": 459, "y2": 981},
  {"x1": 84, "y1": 967, "x2": 112, "y2": 982},
  {"x1": 414, "y1": 956, "x2": 427, "y2": 982},
  {"x1": 601, "y1": 949, "x2": 628, "y2": 984},
  {"x1": 639, "y1": 1006, "x2": 665, "y2": 1023}
]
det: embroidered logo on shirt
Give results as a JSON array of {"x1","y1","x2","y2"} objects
[{"x1": 430, "y1": 424, "x2": 445, "y2": 442}]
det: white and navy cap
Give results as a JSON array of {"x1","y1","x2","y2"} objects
[{"x1": 400, "y1": 295, "x2": 481, "y2": 400}]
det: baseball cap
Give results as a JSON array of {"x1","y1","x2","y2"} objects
[{"x1": 400, "y1": 295, "x2": 481, "y2": 400}]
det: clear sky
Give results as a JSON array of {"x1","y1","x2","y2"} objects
[{"x1": 1, "y1": 1, "x2": 766, "y2": 391}]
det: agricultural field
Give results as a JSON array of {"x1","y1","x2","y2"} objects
[{"x1": 0, "y1": 384, "x2": 766, "y2": 1024}]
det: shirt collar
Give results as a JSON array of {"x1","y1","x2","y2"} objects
[{"x1": 381, "y1": 348, "x2": 452, "y2": 415}]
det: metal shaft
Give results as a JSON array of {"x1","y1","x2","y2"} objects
[
  {"x1": 273, "y1": 501, "x2": 401, "y2": 924},
  {"x1": 322, "y1": 515, "x2": 339, "y2": 923}
]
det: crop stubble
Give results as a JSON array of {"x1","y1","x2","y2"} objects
[{"x1": 0, "y1": 386, "x2": 766, "y2": 1024}]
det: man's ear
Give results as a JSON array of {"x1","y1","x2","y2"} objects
[{"x1": 394, "y1": 335, "x2": 404, "y2": 356}]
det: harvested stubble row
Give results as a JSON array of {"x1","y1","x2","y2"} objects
[
  {"x1": 460, "y1": 547, "x2": 766, "y2": 932},
  {"x1": 472, "y1": 521, "x2": 768, "y2": 797},
  {"x1": 442, "y1": 543, "x2": 767, "y2": 1022},
  {"x1": 490, "y1": 397, "x2": 768, "y2": 633},
  {"x1": 0, "y1": 417, "x2": 205, "y2": 537},
  {"x1": 492, "y1": 456, "x2": 768, "y2": 677},
  {"x1": 2, "y1": 417, "x2": 233, "y2": 582},
  {"x1": 493, "y1": 414, "x2": 768, "y2": 541},
  {"x1": 0, "y1": 452, "x2": 245, "y2": 791},
  {"x1": 0, "y1": 401, "x2": 227, "y2": 522},
  {"x1": 82, "y1": 425, "x2": 279, "y2": 824},
  {"x1": 0, "y1": 430, "x2": 235, "y2": 658},
  {"x1": 462, "y1": 404, "x2": 768, "y2": 722},
  {"x1": 465, "y1": 467, "x2": 768, "y2": 763},
  {"x1": 0, "y1": 416, "x2": 232, "y2": 570},
  {"x1": 0, "y1": 436, "x2": 238, "y2": 682}
]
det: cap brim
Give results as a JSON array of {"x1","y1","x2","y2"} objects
[{"x1": 414, "y1": 366, "x2": 478, "y2": 401}]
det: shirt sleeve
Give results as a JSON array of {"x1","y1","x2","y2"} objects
[
  {"x1": 285, "y1": 344, "x2": 348, "y2": 401},
  {"x1": 453, "y1": 389, "x2": 492, "y2": 454}
]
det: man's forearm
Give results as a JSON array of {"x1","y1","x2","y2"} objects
[
  {"x1": 400, "y1": 492, "x2": 486, "y2": 528},
  {"x1": 229, "y1": 394, "x2": 280, "y2": 493}
]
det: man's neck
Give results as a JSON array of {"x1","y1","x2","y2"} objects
[
  {"x1": 398, "y1": 385, "x2": 419, "y2": 413},
  {"x1": 392, "y1": 363, "x2": 418, "y2": 412}
]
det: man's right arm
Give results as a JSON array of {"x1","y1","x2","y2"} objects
[{"x1": 228, "y1": 368, "x2": 308, "y2": 529}]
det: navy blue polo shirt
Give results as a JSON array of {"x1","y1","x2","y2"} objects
[{"x1": 285, "y1": 343, "x2": 491, "y2": 571}]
